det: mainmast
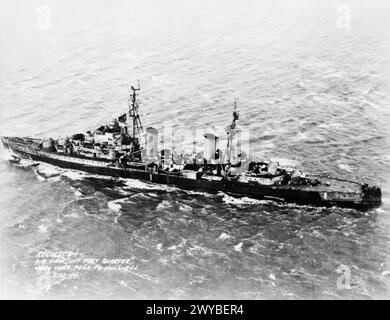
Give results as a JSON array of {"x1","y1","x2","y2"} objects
[{"x1": 230, "y1": 99, "x2": 239, "y2": 129}]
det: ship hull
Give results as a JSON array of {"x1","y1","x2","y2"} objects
[{"x1": 1, "y1": 137, "x2": 381, "y2": 210}]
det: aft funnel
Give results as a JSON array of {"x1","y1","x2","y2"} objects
[
  {"x1": 204, "y1": 133, "x2": 218, "y2": 162},
  {"x1": 145, "y1": 127, "x2": 159, "y2": 158}
]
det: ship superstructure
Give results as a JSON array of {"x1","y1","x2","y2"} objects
[{"x1": 1, "y1": 85, "x2": 382, "y2": 209}]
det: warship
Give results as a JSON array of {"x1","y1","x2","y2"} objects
[{"x1": 1, "y1": 84, "x2": 382, "y2": 209}]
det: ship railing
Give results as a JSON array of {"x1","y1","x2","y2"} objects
[{"x1": 310, "y1": 173, "x2": 361, "y2": 185}]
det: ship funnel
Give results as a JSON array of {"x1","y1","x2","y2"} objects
[
  {"x1": 204, "y1": 133, "x2": 218, "y2": 163},
  {"x1": 145, "y1": 127, "x2": 159, "y2": 159}
]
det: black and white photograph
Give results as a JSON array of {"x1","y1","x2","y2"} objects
[{"x1": 0, "y1": 0, "x2": 389, "y2": 304}]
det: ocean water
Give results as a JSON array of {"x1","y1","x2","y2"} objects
[{"x1": 0, "y1": 0, "x2": 390, "y2": 299}]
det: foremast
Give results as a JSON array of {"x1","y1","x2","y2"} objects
[
  {"x1": 127, "y1": 82, "x2": 144, "y2": 161},
  {"x1": 225, "y1": 100, "x2": 240, "y2": 164},
  {"x1": 128, "y1": 82, "x2": 143, "y2": 139}
]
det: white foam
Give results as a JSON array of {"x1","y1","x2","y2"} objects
[
  {"x1": 35, "y1": 172, "x2": 46, "y2": 181},
  {"x1": 74, "y1": 190, "x2": 83, "y2": 197},
  {"x1": 375, "y1": 208, "x2": 386, "y2": 214},
  {"x1": 63, "y1": 212, "x2": 80, "y2": 219},
  {"x1": 338, "y1": 163, "x2": 353, "y2": 172},
  {"x1": 108, "y1": 197, "x2": 129, "y2": 213},
  {"x1": 61, "y1": 169, "x2": 113, "y2": 181},
  {"x1": 123, "y1": 178, "x2": 179, "y2": 193},
  {"x1": 15, "y1": 158, "x2": 36, "y2": 167},
  {"x1": 270, "y1": 157, "x2": 301, "y2": 168},
  {"x1": 108, "y1": 201, "x2": 122, "y2": 213},
  {"x1": 312, "y1": 230, "x2": 326, "y2": 240},
  {"x1": 234, "y1": 242, "x2": 243, "y2": 252},
  {"x1": 61, "y1": 170, "x2": 86, "y2": 180},
  {"x1": 38, "y1": 224, "x2": 48, "y2": 234},
  {"x1": 36, "y1": 163, "x2": 62, "y2": 177},
  {"x1": 0, "y1": 141, "x2": 13, "y2": 161},
  {"x1": 222, "y1": 193, "x2": 269, "y2": 206},
  {"x1": 187, "y1": 245, "x2": 216, "y2": 256},
  {"x1": 218, "y1": 232, "x2": 232, "y2": 240},
  {"x1": 292, "y1": 131, "x2": 310, "y2": 142},
  {"x1": 156, "y1": 200, "x2": 171, "y2": 210},
  {"x1": 124, "y1": 179, "x2": 156, "y2": 190},
  {"x1": 178, "y1": 203, "x2": 192, "y2": 211},
  {"x1": 187, "y1": 190, "x2": 211, "y2": 197}
]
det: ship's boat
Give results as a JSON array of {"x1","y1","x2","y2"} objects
[{"x1": 0, "y1": 84, "x2": 382, "y2": 209}]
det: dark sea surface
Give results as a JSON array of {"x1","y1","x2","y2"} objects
[{"x1": 0, "y1": 0, "x2": 390, "y2": 299}]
